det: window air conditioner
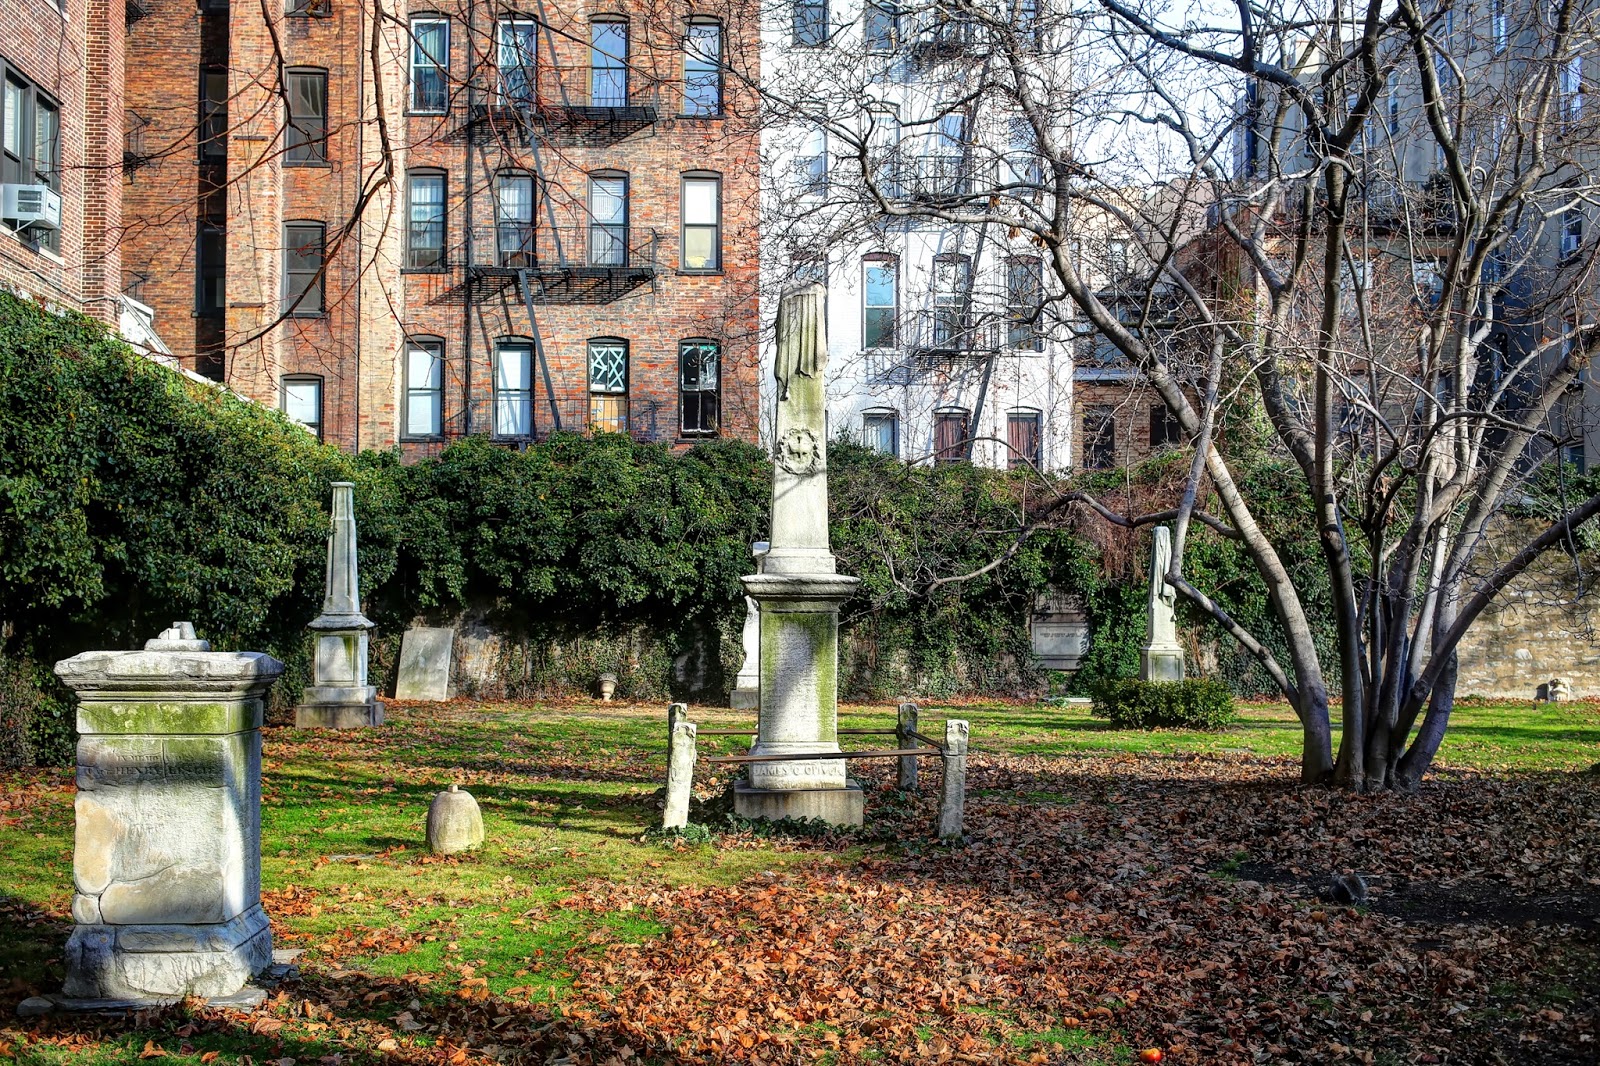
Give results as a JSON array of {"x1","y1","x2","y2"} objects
[{"x1": 2, "y1": 184, "x2": 63, "y2": 232}]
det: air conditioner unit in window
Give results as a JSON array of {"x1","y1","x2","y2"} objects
[{"x1": 2, "y1": 184, "x2": 63, "y2": 231}]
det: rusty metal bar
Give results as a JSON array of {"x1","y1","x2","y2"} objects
[
  {"x1": 705, "y1": 747, "x2": 940, "y2": 765},
  {"x1": 694, "y1": 728, "x2": 756, "y2": 735},
  {"x1": 907, "y1": 730, "x2": 947, "y2": 751},
  {"x1": 838, "y1": 728, "x2": 898, "y2": 735}
]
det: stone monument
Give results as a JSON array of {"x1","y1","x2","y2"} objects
[
  {"x1": 736, "y1": 283, "x2": 864, "y2": 826},
  {"x1": 425, "y1": 784, "x2": 485, "y2": 855},
  {"x1": 395, "y1": 627, "x2": 455, "y2": 701},
  {"x1": 729, "y1": 541, "x2": 770, "y2": 710},
  {"x1": 52, "y1": 623, "x2": 281, "y2": 1004},
  {"x1": 1140, "y1": 525, "x2": 1185, "y2": 682},
  {"x1": 295, "y1": 482, "x2": 381, "y2": 728}
]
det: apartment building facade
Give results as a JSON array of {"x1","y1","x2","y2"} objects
[
  {"x1": 122, "y1": 0, "x2": 761, "y2": 455},
  {"x1": 759, "y1": 0, "x2": 1072, "y2": 472},
  {"x1": 1, "y1": 0, "x2": 125, "y2": 323}
]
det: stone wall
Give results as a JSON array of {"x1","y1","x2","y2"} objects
[{"x1": 1454, "y1": 563, "x2": 1600, "y2": 700}]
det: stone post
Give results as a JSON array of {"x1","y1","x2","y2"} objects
[
  {"x1": 296, "y1": 482, "x2": 381, "y2": 728},
  {"x1": 896, "y1": 701, "x2": 920, "y2": 791},
  {"x1": 736, "y1": 284, "x2": 864, "y2": 827},
  {"x1": 1140, "y1": 525, "x2": 1185, "y2": 682},
  {"x1": 729, "y1": 542, "x2": 770, "y2": 710},
  {"x1": 663, "y1": 715, "x2": 697, "y2": 830},
  {"x1": 53, "y1": 623, "x2": 281, "y2": 1004},
  {"x1": 937, "y1": 719, "x2": 969, "y2": 841}
]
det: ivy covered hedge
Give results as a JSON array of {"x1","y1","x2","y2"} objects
[{"x1": 0, "y1": 292, "x2": 1327, "y2": 766}]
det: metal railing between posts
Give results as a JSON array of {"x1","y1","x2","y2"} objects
[{"x1": 659, "y1": 702, "x2": 970, "y2": 840}]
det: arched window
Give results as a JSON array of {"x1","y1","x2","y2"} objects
[
  {"x1": 682, "y1": 18, "x2": 722, "y2": 116},
  {"x1": 588, "y1": 337, "x2": 629, "y2": 433},
  {"x1": 679, "y1": 339, "x2": 720, "y2": 437},
  {"x1": 404, "y1": 337, "x2": 445, "y2": 439},
  {"x1": 591, "y1": 18, "x2": 629, "y2": 106},
  {"x1": 862, "y1": 409, "x2": 898, "y2": 457}
]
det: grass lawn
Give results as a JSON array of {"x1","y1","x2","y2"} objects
[{"x1": 1, "y1": 696, "x2": 1597, "y2": 1065}]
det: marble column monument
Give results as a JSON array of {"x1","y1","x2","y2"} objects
[
  {"x1": 1140, "y1": 525, "x2": 1186, "y2": 682},
  {"x1": 295, "y1": 482, "x2": 381, "y2": 728},
  {"x1": 52, "y1": 624, "x2": 282, "y2": 1004},
  {"x1": 735, "y1": 283, "x2": 864, "y2": 826}
]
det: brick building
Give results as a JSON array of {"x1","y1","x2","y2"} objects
[
  {"x1": 0, "y1": 0, "x2": 125, "y2": 322},
  {"x1": 121, "y1": 0, "x2": 760, "y2": 454}
]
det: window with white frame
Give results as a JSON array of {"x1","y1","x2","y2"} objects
[
  {"x1": 1563, "y1": 206, "x2": 1583, "y2": 259},
  {"x1": 863, "y1": 410, "x2": 898, "y2": 456},
  {"x1": 865, "y1": 2, "x2": 901, "y2": 51},
  {"x1": 588, "y1": 338, "x2": 628, "y2": 433},
  {"x1": 931, "y1": 255, "x2": 971, "y2": 349},
  {"x1": 411, "y1": 17, "x2": 449, "y2": 112},
  {"x1": 863, "y1": 256, "x2": 897, "y2": 348},
  {"x1": 798, "y1": 126, "x2": 827, "y2": 195},
  {"x1": 589, "y1": 173, "x2": 627, "y2": 266},
  {"x1": 681, "y1": 174, "x2": 721, "y2": 270},
  {"x1": 404, "y1": 338, "x2": 444, "y2": 438},
  {"x1": 1006, "y1": 257, "x2": 1044, "y2": 350},
  {"x1": 497, "y1": 171, "x2": 535, "y2": 268},
  {"x1": 494, "y1": 342, "x2": 533, "y2": 438}
]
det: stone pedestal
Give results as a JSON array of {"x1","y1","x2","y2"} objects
[
  {"x1": 296, "y1": 482, "x2": 380, "y2": 728},
  {"x1": 730, "y1": 541, "x2": 770, "y2": 711},
  {"x1": 53, "y1": 624, "x2": 282, "y2": 1003},
  {"x1": 1140, "y1": 525, "x2": 1186, "y2": 683}
]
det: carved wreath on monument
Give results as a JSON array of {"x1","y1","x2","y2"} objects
[{"x1": 777, "y1": 426, "x2": 823, "y2": 475}]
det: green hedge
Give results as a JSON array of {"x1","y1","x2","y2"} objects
[{"x1": 1089, "y1": 678, "x2": 1237, "y2": 730}]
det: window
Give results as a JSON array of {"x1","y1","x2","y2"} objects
[
  {"x1": 1563, "y1": 207, "x2": 1583, "y2": 259},
  {"x1": 284, "y1": 69, "x2": 327, "y2": 165},
  {"x1": 1492, "y1": 0, "x2": 1508, "y2": 54},
  {"x1": 591, "y1": 20, "x2": 628, "y2": 107},
  {"x1": 683, "y1": 20, "x2": 722, "y2": 116},
  {"x1": 863, "y1": 410, "x2": 898, "y2": 456},
  {"x1": 1561, "y1": 55, "x2": 1583, "y2": 123},
  {"x1": 929, "y1": 110, "x2": 967, "y2": 195},
  {"x1": 287, "y1": 0, "x2": 331, "y2": 16},
  {"x1": 865, "y1": 2, "x2": 901, "y2": 51},
  {"x1": 200, "y1": 67, "x2": 228, "y2": 160},
  {"x1": 404, "y1": 338, "x2": 444, "y2": 438},
  {"x1": 497, "y1": 171, "x2": 535, "y2": 268},
  {"x1": 1413, "y1": 258, "x2": 1445, "y2": 306},
  {"x1": 1006, "y1": 116, "x2": 1043, "y2": 187},
  {"x1": 1007, "y1": 257, "x2": 1044, "y2": 350},
  {"x1": 1149, "y1": 404, "x2": 1180, "y2": 448},
  {"x1": 195, "y1": 222, "x2": 225, "y2": 314},
  {"x1": 1, "y1": 64, "x2": 61, "y2": 252},
  {"x1": 498, "y1": 18, "x2": 539, "y2": 107},
  {"x1": 934, "y1": 409, "x2": 969, "y2": 463},
  {"x1": 798, "y1": 126, "x2": 827, "y2": 195},
  {"x1": 1107, "y1": 239, "x2": 1128, "y2": 278},
  {"x1": 679, "y1": 340, "x2": 720, "y2": 436},
  {"x1": 794, "y1": 0, "x2": 827, "y2": 46},
  {"x1": 410, "y1": 17, "x2": 449, "y2": 113},
  {"x1": 681, "y1": 174, "x2": 721, "y2": 271},
  {"x1": 1387, "y1": 90, "x2": 1400, "y2": 135},
  {"x1": 1083, "y1": 405, "x2": 1115, "y2": 469},
  {"x1": 589, "y1": 173, "x2": 627, "y2": 266},
  {"x1": 282, "y1": 376, "x2": 324, "y2": 439},
  {"x1": 869, "y1": 106, "x2": 902, "y2": 196},
  {"x1": 863, "y1": 256, "x2": 897, "y2": 349},
  {"x1": 283, "y1": 222, "x2": 325, "y2": 314},
  {"x1": 931, "y1": 255, "x2": 971, "y2": 349},
  {"x1": 407, "y1": 171, "x2": 446, "y2": 270},
  {"x1": 1007, "y1": 411, "x2": 1041, "y2": 469},
  {"x1": 494, "y1": 342, "x2": 533, "y2": 438},
  {"x1": 588, "y1": 338, "x2": 628, "y2": 433}
]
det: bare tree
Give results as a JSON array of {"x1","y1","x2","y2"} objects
[{"x1": 755, "y1": 0, "x2": 1600, "y2": 788}]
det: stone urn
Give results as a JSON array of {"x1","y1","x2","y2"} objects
[
  {"x1": 598, "y1": 673, "x2": 618, "y2": 701},
  {"x1": 425, "y1": 784, "x2": 485, "y2": 855}
]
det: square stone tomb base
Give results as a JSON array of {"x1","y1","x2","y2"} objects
[{"x1": 734, "y1": 781, "x2": 864, "y2": 827}]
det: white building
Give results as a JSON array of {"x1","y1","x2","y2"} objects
[{"x1": 758, "y1": 1, "x2": 1074, "y2": 471}]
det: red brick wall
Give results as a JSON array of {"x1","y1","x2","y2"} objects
[
  {"x1": 0, "y1": 0, "x2": 123, "y2": 322},
  {"x1": 123, "y1": 0, "x2": 761, "y2": 454}
]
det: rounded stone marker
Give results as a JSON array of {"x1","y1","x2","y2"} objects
[{"x1": 425, "y1": 784, "x2": 485, "y2": 855}]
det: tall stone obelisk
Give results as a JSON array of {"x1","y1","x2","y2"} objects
[
  {"x1": 295, "y1": 482, "x2": 382, "y2": 728},
  {"x1": 1140, "y1": 525, "x2": 1185, "y2": 681},
  {"x1": 735, "y1": 283, "x2": 864, "y2": 826}
]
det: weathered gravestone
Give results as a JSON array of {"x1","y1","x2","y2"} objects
[
  {"x1": 736, "y1": 283, "x2": 864, "y2": 827},
  {"x1": 729, "y1": 541, "x2": 770, "y2": 710},
  {"x1": 51, "y1": 623, "x2": 281, "y2": 1005},
  {"x1": 296, "y1": 482, "x2": 381, "y2": 729},
  {"x1": 395, "y1": 627, "x2": 455, "y2": 701},
  {"x1": 1140, "y1": 525, "x2": 1185, "y2": 682}
]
